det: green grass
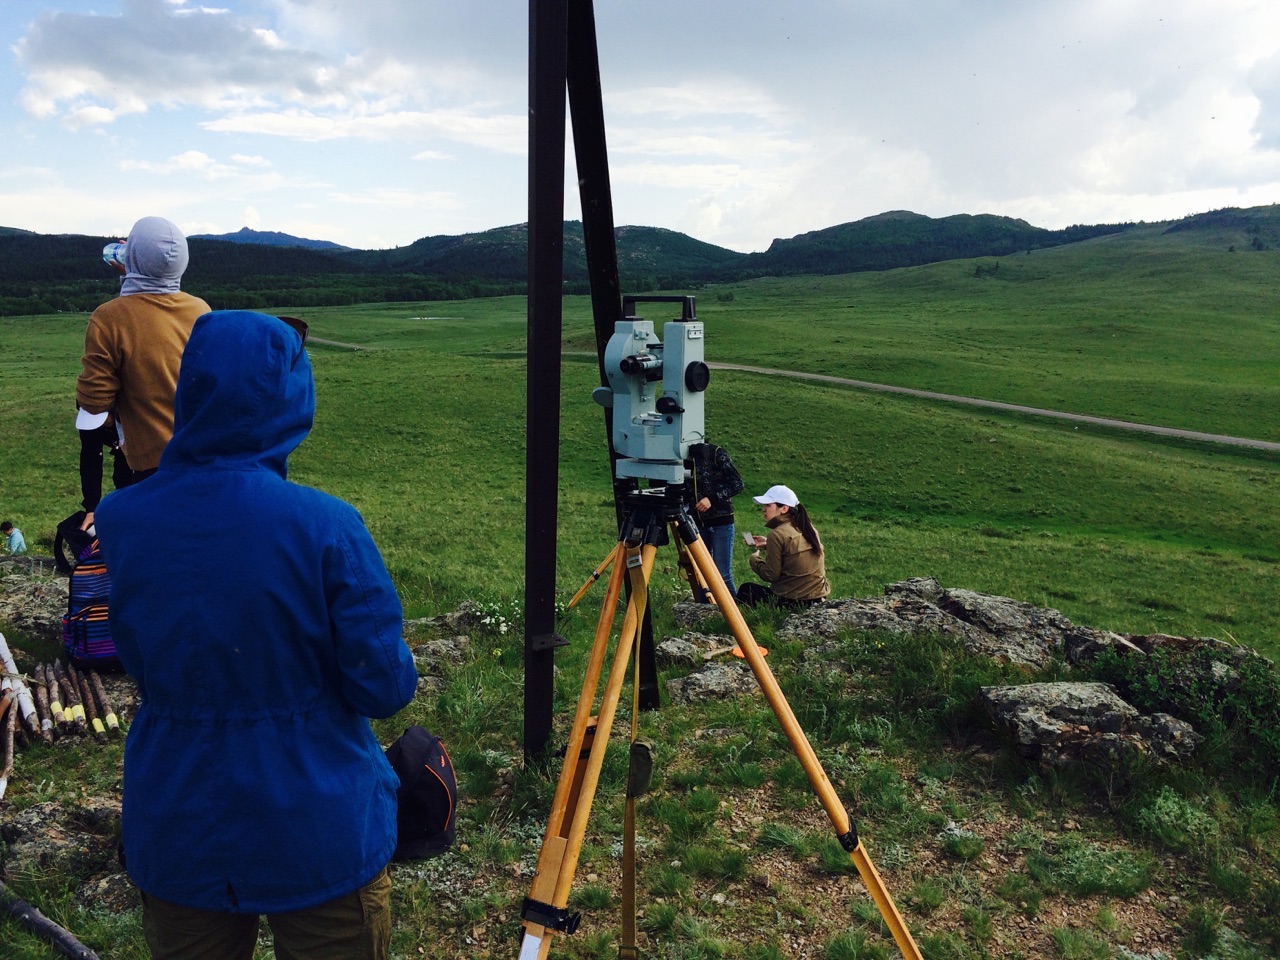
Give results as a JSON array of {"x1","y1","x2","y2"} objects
[
  {"x1": 1025, "y1": 837, "x2": 1154, "y2": 898},
  {"x1": 4, "y1": 290, "x2": 1278, "y2": 649},
  {"x1": 680, "y1": 229, "x2": 1280, "y2": 444},
  {"x1": 3, "y1": 234, "x2": 1280, "y2": 956}
]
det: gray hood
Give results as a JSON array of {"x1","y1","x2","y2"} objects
[{"x1": 121, "y1": 216, "x2": 189, "y2": 295}]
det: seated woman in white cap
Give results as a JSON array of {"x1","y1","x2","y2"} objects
[{"x1": 736, "y1": 484, "x2": 831, "y2": 608}]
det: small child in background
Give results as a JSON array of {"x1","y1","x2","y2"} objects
[{"x1": 1, "y1": 521, "x2": 27, "y2": 554}]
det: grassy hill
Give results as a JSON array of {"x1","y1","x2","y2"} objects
[
  {"x1": 2, "y1": 213, "x2": 1279, "y2": 959},
  {"x1": 2, "y1": 228, "x2": 1276, "y2": 645},
  {"x1": 733, "y1": 210, "x2": 1125, "y2": 277},
  {"x1": 0, "y1": 207, "x2": 1141, "y2": 317},
  {"x1": 690, "y1": 225, "x2": 1280, "y2": 445}
]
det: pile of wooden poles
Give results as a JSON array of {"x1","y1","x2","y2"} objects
[{"x1": 0, "y1": 631, "x2": 123, "y2": 803}]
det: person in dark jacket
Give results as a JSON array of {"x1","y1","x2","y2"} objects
[
  {"x1": 96, "y1": 310, "x2": 417, "y2": 960},
  {"x1": 688, "y1": 441, "x2": 744, "y2": 599}
]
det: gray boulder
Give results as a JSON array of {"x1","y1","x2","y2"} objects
[
  {"x1": 413, "y1": 635, "x2": 472, "y2": 674},
  {"x1": 666, "y1": 662, "x2": 760, "y2": 705},
  {"x1": 1061, "y1": 627, "x2": 1145, "y2": 664},
  {"x1": 1, "y1": 798, "x2": 123, "y2": 887},
  {"x1": 979, "y1": 681, "x2": 1201, "y2": 769},
  {"x1": 404, "y1": 599, "x2": 496, "y2": 637},
  {"x1": 671, "y1": 601, "x2": 726, "y2": 630},
  {"x1": 656, "y1": 632, "x2": 735, "y2": 668},
  {"x1": 783, "y1": 577, "x2": 1068, "y2": 668}
]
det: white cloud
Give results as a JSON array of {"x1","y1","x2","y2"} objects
[
  {"x1": 202, "y1": 108, "x2": 524, "y2": 151},
  {"x1": 6, "y1": 0, "x2": 1280, "y2": 251},
  {"x1": 253, "y1": 28, "x2": 284, "y2": 49},
  {"x1": 606, "y1": 80, "x2": 786, "y2": 122},
  {"x1": 65, "y1": 105, "x2": 126, "y2": 130},
  {"x1": 610, "y1": 127, "x2": 802, "y2": 163},
  {"x1": 327, "y1": 187, "x2": 465, "y2": 212}
]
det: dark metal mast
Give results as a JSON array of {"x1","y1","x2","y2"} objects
[{"x1": 524, "y1": 0, "x2": 659, "y2": 761}]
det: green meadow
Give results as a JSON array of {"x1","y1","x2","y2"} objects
[
  {"x1": 4, "y1": 228, "x2": 1280, "y2": 957},
  {"x1": 3, "y1": 227, "x2": 1278, "y2": 652},
  {"x1": 691, "y1": 225, "x2": 1280, "y2": 444}
]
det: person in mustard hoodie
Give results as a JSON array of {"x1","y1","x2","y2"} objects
[{"x1": 77, "y1": 216, "x2": 210, "y2": 522}]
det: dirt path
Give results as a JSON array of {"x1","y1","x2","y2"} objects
[
  {"x1": 711, "y1": 362, "x2": 1280, "y2": 453},
  {"x1": 309, "y1": 335, "x2": 370, "y2": 351}
]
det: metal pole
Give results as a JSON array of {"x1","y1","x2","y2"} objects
[
  {"x1": 566, "y1": 0, "x2": 660, "y2": 710},
  {"x1": 523, "y1": 0, "x2": 569, "y2": 760}
]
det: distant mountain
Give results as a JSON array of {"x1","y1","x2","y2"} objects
[
  {"x1": 189, "y1": 226, "x2": 352, "y2": 251},
  {"x1": 347, "y1": 222, "x2": 743, "y2": 286},
  {"x1": 12, "y1": 205, "x2": 1280, "y2": 317},
  {"x1": 738, "y1": 211, "x2": 1125, "y2": 276}
]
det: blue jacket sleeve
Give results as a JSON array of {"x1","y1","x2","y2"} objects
[{"x1": 326, "y1": 512, "x2": 417, "y2": 718}]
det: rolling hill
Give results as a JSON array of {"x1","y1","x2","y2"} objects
[{"x1": 3, "y1": 204, "x2": 1278, "y2": 317}]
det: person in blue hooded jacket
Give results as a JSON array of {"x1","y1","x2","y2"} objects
[{"x1": 96, "y1": 310, "x2": 417, "y2": 960}]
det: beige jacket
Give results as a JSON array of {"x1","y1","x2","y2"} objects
[
  {"x1": 748, "y1": 517, "x2": 831, "y2": 601},
  {"x1": 76, "y1": 292, "x2": 210, "y2": 472}
]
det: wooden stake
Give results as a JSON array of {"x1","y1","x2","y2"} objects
[
  {"x1": 77, "y1": 674, "x2": 106, "y2": 742},
  {"x1": 0, "y1": 633, "x2": 38, "y2": 733},
  {"x1": 0, "y1": 878, "x2": 102, "y2": 959},
  {"x1": 89, "y1": 672, "x2": 119, "y2": 735},
  {"x1": 32, "y1": 664, "x2": 53, "y2": 743},
  {"x1": 53, "y1": 661, "x2": 86, "y2": 736},
  {"x1": 45, "y1": 663, "x2": 69, "y2": 736},
  {"x1": 0, "y1": 692, "x2": 15, "y2": 801}
]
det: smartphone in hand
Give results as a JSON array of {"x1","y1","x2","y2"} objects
[{"x1": 742, "y1": 531, "x2": 755, "y2": 545}]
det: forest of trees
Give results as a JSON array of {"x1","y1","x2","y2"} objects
[{"x1": 0, "y1": 211, "x2": 1140, "y2": 317}]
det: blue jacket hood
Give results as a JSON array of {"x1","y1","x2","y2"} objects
[{"x1": 162, "y1": 310, "x2": 313, "y2": 475}]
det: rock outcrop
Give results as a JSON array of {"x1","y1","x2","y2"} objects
[
  {"x1": 658, "y1": 577, "x2": 1271, "y2": 774},
  {"x1": 978, "y1": 681, "x2": 1201, "y2": 770}
]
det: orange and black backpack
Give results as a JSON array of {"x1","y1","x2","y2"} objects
[{"x1": 385, "y1": 725, "x2": 459, "y2": 861}]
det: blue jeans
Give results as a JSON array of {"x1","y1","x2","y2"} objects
[{"x1": 699, "y1": 523, "x2": 737, "y2": 599}]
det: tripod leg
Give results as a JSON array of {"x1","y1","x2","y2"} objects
[
  {"x1": 565, "y1": 543, "x2": 621, "y2": 612},
  {"x1": 684, "y1": 534, "x2": 923, "y2": 960},
  {"x1": 669, "y1": 520, "x2": 711, "y2": 604},
  {"x1": 520, "y1": 543, "x2": 657, "y2": 960},
  {"x1": 537, "y1": 541, "x2": 627, "y2": 848}
]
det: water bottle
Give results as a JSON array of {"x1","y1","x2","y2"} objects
[{"x1": 102, "y1": 242, "x2": 127, "y2": 268}]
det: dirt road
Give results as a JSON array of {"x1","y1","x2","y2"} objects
[{"x1": 711, "y1": 362, "x2": 1280, "y2": 453}]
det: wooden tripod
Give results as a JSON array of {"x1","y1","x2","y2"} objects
[{"x1": 518, "y1": 487, "x2": 923, "y2": 960}]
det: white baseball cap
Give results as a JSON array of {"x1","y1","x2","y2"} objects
[
  {"x1": 76, "y1": 408, "x2": 109, "y2": 430},
  {"x1": 752, "y1": 484, "x2": 799, "y2": 507}
]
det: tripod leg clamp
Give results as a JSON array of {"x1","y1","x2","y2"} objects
[
  {"x1": 521, "y1": 898, "x2": 582, "y2": 934},
  {"x1": 626, "y1": 739, "x2": 656, "y2": 798},
  {"x1": 837, "y1": 812, "x2": 860, "y2": 852}
]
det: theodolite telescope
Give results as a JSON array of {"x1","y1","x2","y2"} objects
[{"x1": 592, "y1": 295, "x2": 710, "y2": 484}]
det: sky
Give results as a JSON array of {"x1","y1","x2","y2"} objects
[{"x1": 4, "y1": 0, "x2": 1280, "y2": 254}]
